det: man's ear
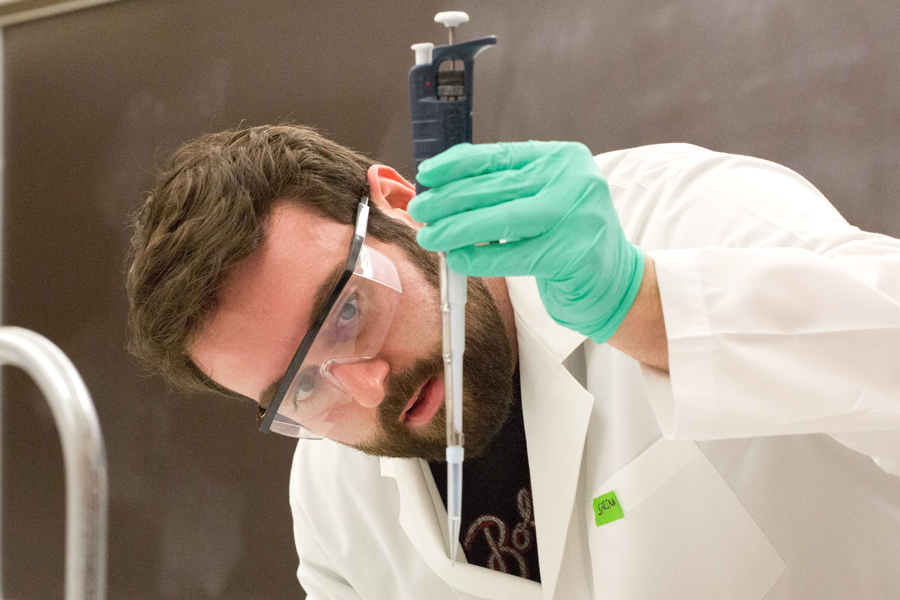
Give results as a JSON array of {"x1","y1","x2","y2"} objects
[{"x1": 367, "y1": 165, "x2": 420, "y2": 229}]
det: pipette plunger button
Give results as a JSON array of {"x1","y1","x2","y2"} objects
[{"x1": 434, "y1": 11, "x2": 469, "y2": 28}]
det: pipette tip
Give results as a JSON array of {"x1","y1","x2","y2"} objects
[{"x1": 449, "y1": 518, "x2": 460, "y2": 565}]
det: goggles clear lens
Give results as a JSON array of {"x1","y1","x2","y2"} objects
[{"x1": 271, "y1": 245, "x2": 401, "y2": 438}]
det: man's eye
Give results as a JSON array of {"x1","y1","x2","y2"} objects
[
  {"x1": 325, "y1": 290, "x2": 365, "y2": 347},
  {"x1": 338, "y1": 295, "x2": 358, "y2": 323},
  {"x1": 293, "y1": 368, "x2": 319, "y2": 402}
]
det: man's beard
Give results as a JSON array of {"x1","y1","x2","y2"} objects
[{"x1": 350, "y1": 219, "x2": 515, "y2": 461}]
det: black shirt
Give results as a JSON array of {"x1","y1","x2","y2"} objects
[{"x1": 429, "y1": 364, "x2": 540, "y2": 582}]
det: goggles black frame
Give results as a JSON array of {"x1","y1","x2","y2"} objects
[{"x1": 257, "y1": 196, "x2": 370, "y2": 434}]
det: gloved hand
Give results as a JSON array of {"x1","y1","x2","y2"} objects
[{"x1": 408, "y1": 141, "x2": 645, "y2": 344}]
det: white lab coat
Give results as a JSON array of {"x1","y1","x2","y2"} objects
[{"x1": 289, "y1": 144, "x2": 900, "y2": 600}]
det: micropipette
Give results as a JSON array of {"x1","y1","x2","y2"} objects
[{"x1": 408, "y1": 11, "x2": 496, "y2": 565}]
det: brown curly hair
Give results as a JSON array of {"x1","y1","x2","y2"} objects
[{"x1": 126, "y1": 124, "x2": 414, "y2": 397}]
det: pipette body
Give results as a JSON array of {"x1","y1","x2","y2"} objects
[{"x1": 409, "y1": 12, "x2": 496, "y2": 566}]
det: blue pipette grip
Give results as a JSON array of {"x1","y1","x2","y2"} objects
[{"x1": 409, "y1": 36, "x2": 497, "y2": 194}]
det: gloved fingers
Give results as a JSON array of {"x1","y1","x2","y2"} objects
[
  {"x1": 416, "y1": 191, "x2": 565, "y2": 252},
  {"x1": 445, "y1": 233, "x2": 569, "y2": 279},
  {"x1": 409, "y1": 169, "x2": 545, "y2": 224},
  {"x1": 444, "y1": 239, "x2": 542, "y2": 278},
  {"x1": 416, "y1": 141, "x2": 563, "y2": 188}
]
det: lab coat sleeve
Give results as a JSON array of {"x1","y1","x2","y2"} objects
[
  {"x1": 289, "y1": 454, "x2": 364, "y2": 600},
  {"x1": 606, "y1": 145, "x2": 900, "y2": 470}
]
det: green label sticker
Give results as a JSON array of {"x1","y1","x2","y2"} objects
[{"x1": 593, "y1": 491, "x2": 623, "y2": 527}]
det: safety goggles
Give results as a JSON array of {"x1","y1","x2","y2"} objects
[{"x1": 257, "y1": 197, "x2": 403, "y2": 438}]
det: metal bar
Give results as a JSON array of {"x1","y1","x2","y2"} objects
[
  {"x1": 0, "y1": 27, "x2": 6, "y2": 592},
  {"x1": 0, "y1": 0, "x2": 125, "y2": 26},
  {"x1": 0, "y1": 326, "x2": 107, "y2": 600}
]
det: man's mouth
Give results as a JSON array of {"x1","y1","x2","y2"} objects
[{"x1": 399, "y1": 375, "x2": 443, "y2": 427}]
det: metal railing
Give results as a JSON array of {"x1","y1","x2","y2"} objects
[{"x1": 0, "y1": 326, "x2": 107, "y2": 600}]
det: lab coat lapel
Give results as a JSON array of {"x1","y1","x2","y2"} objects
[
  {"x1": 379, "y1": 276, "x2": 591, "y2": 600},
  {"x1": 507, "y1": 277, "x2": 594, "y2": 600}
]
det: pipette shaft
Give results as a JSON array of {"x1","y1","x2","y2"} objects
[{"x1": 441, "y1": 253, "x2": 466, "y2": 563}]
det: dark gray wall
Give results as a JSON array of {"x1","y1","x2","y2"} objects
[{"x1": 2, "y1": 0, "x2": 898, "y2": 598}]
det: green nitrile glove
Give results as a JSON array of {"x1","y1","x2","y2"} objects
[{"x1": 408, "y1": 141, "x2": 645, "y2": 344}]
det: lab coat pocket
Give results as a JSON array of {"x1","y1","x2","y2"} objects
[{"x1": 586, "y1": 439, "x2": 784, "y2": 600}]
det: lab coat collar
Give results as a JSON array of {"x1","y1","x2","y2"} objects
[
  {"x1": 508, "y1": 276, "x2": 594, "y2": 599},
  {"x1": 504, "y1": 276, "x2": 587, "y2": 363},
  {"x1": 380, "y1": 276, "x2": 593, "y2": 600}
]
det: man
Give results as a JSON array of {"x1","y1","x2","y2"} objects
[{"x1": 127, "y1": 124, "x2": 900, "y2": 599}]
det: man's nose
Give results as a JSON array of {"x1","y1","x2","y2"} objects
[{"x1": 325, "y1": 358, "x2": 390, "y2": 408}]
